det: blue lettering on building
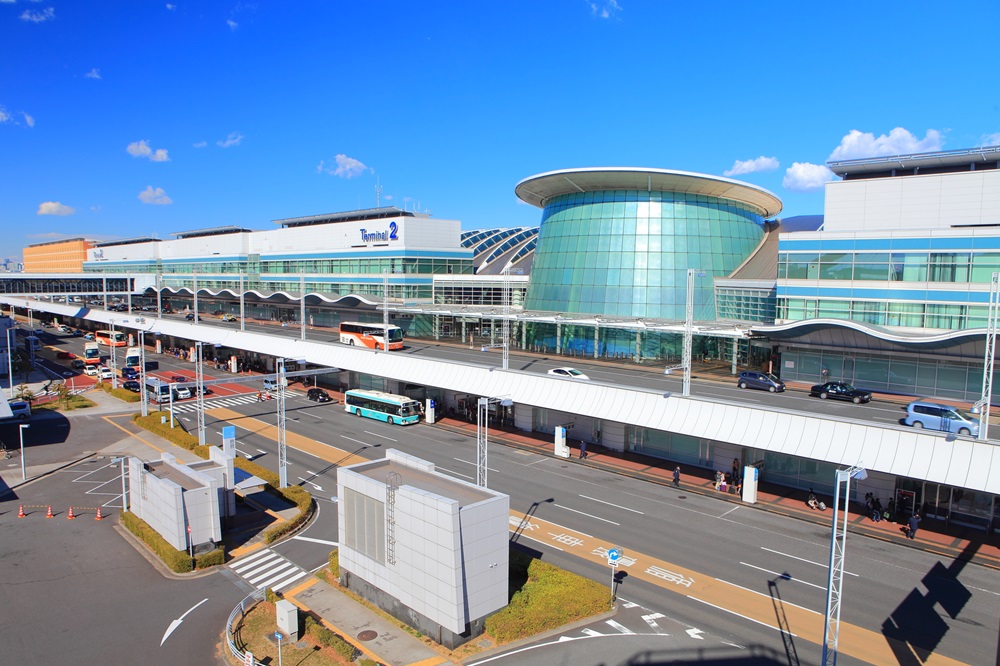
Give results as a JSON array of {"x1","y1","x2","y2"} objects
[{"x1": 359, "y1": 221, "x2": 399, "y2": 243}]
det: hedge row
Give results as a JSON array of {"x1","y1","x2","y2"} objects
[
  {"x1": 120, "y1": 510, "x2": 193, "y2": 573},
  {"x1": 484, "y1": 549, "x2": 611, "y2": 643},
  {"x1": 304, "y1": 616, "x2": 357, "y2": 661},
  {"x1": 328, "y1": 549, "x2": 340, "y2": 579},
  {"x1": 196, "y1": 548, "x2": 225, "y2": 569},
  {"x1": 132, "y1": 411, "x2": 212, "y2": 459}
]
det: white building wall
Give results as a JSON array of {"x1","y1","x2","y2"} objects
[
  {"x1": 825, "y1": 170, "x2": 1000, "y2": 232},
  {"x1": 128, "y1": 457, "x2": 186, "y2": 550},
  {"x1": 160, "y1": 233, "x2": 250, "y2": 260},
  {"x1": 458, "y1": 497, "x2": 509, "y2": 623},
  {"x1": 88, "y1": 241, "x2": 161, "y2": 263},
  {"x1": 253, "y1": 217, "x2": 465, "y2": 257}
]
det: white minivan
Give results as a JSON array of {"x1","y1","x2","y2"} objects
[{"x1": 3, "y1": 400, "x2": 31, "y2": 421}]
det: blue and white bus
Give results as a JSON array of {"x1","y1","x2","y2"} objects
[{"x1": 344, "y1": 389, "x2": 421, "y2": 426}]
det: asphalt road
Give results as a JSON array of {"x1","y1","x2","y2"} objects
[
  {"x1": 195, "y1": 395, "x2": 999, "y2": 666},
  {"x1": 0, "y1": 458, "x2": 244, "y2": 666}
]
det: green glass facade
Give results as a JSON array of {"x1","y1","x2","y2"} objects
[{"x1": 525, "y1": 190, "x2": 766, "y2": 319}]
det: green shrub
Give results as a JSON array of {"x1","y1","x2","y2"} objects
[
  {"x1": 132, "y1": 412, "x2": 211, "y2": 459},
  {"x1": 120, "y1": 510, "x2": 193, "y2": 573},
  {"x1": 305, "y1": 619, "x2": 356, "y2": 660},
  {"x1": 195, "y1": 547, "x2": 224, "y2": 569},
  {"x1": 359, "y1": 659, "x2": 379, "y2": 666},
  {"x1": 265, "y1": 587, "x2": 280, "y2": 603},
  {"x1": 485, "y1": 549, "x2": 610, "y2": 643},
  {"x1": 329, "y1": 549, "x2": 339, "y2": 579},
  {"x1": 330, "y1": 634, "x2": 357, "y2": 661},
  {"x1": 109, "y1": 387, "x2": 142, "y2": 402}
]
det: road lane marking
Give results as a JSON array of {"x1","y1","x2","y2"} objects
[
  {"x1": 719, "y1": 506, "x2": 740, "y2": 518},
  {"x1": 551, "y1": 502, "x2": 620, "y2": 525},
  {"x1": 364, "y1": 430, "x2": 397, "y2": 441},
  {"x1": 438, "y1": 467, "x2": 474, "y2": 480},
  {"x1": 340, "y1": 435, "x2": 371, "y2": 447},
  {"x1": 714, "y1": 578, "x2": 821, "y2": 615},
  {"x1": 760, "y1": 547, "x2": 859, "y2": 577},
  {"x1": 687, "y1": 597, "x2": 794, "y2": 637},
  {"x1": 738, "y1": 562, "x2": 826, "y2": 590},
  {"x1": 579, "y1": 494, "x2": 645, "y2": 514},
  {"x1": 452, "y1": 457, "x2": 498, "y2": 473},
  {"x1": 291, "y1": 536, "x2": 339, "y2": 546}
]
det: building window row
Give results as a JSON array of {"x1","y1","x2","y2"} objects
[
  {"x1": 778, "y1": 251, "x2": 1000, "y2": 283},
  {"x1": 778, "y1": 298, "x2": 988, "y2": 330},
  {"x1": 260, "y1": 258, "x2": 472, "y2": 276}
]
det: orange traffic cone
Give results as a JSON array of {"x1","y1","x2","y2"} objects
[
  {"x1": 67, "y1": 506, "x2": 76, "y2": 520},
  {"x1": 18, "y1": 504, "x2": 26, "y2": 518},
  {"x1": 95, "y1": 507, "x2": 103, "y2": 521},
  {"x1": 46, "y1": 505, "x2": 54, "y2": 518}
]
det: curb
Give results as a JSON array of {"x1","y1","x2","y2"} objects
[{"x1": 0, "y1": 451, "x2": 98, "y2": 498}]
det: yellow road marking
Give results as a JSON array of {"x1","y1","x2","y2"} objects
[
  {"x1": 508, "y1": 509, "x2": 967, "y2": 666},
  {"x1": 283, "y1": 577, "x2": 318, "y2": 598},
  {"x1": 102, "y1": 415, "x2": 167, "y2": 454},
  {"x1": 229, "y1": 542, "x2": 265, "y2": 559}
]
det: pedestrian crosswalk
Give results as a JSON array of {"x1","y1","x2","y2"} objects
[
  {"x1": 229, "y1": 547, "x2": 310, "y2": 592},
  {"x1": 169, "y1": 393, "x2": 266, "y2": 413}
]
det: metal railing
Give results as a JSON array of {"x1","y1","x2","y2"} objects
[{"x1": 226, "y1": 588, "x2": 266, "y2": 665}]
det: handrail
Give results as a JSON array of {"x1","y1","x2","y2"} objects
[{"x1": 226, "y1": 588, "x2": 266, "y2": 665}]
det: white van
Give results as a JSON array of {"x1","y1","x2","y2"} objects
[{"x1": 3, "y1": 401, "x2": 31, "y2": 421}]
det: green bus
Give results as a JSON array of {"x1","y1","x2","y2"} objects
[{"x1": 344, "y1": 389, "x2": 421, "y2": 426}]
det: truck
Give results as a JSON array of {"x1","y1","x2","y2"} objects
[{"x1": 83, "y1": 341, "x2": 102, "y2": 366}]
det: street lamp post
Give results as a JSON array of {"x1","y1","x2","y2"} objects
[
  {"x1": 138, "y1": 330, "x2": 148, "y2": 417},
  {"x1": 6, "y1": 327, "x2": 14, "y2": 399},
  {"x1": 822, "y1": 464, "x2": 867, "y2": 666},
  {"x1": 476, "y1": 396, "x2": 513, "y2": 487},
  {"x1": 276, "y1": 357, "x2": 288, "y2": 488},
  {"x1": 109, "y1": 320, "x2": 119, "y2": 389},
  {"x1": 19, "y1": 423, "x2": 30, "y2": 481},
  {"x1": 976, "y1": 271, "x2": 999, "y2": 440}
]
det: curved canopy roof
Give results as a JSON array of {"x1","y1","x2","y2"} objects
[
  {"x1": 515, "y1": 167, "x2": 783, "y2": 218},
  {"x1": 752, "y1": 319, "x2": 987, "y2": 357}
]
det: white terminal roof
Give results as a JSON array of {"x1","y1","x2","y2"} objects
[
  {"x1": 828, "y1": 145, "x2": 1000, "y2": 176},
  {"x1": 514, "y1": 167, "x2": 783, "y2": 218}
]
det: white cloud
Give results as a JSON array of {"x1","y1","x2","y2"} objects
[
  {"x1": 21, "y1": 7, "x2": 55, "y2": 23},
  {"x1": 138, "y1": 186, "x2": 172, "y2": 205},
  {"x1": 980, "y1": 132, "x2": 1000, "y2": 147},
  {"x1": 22, "y1": 112, "x2": 34, "y2": 128},
  {"x1": 193, "y1": 140, "x2": 207, "y2": 148},
  {"x1": 724, "y1": 156, "x2": 779, "y2": 177},
  {"x1": 166, "y1": 3, "x2": 176, "y2": 9},
  {"x1": 0, "y1": 106, "x2": 10, "y2": 123},
  {"x1": 127, "y1": 139, "x2": 170, "y2": 161},
  {"x1": 317, "y1": 153, "x2": 371, "y2": 178},
  {"x1": 85, "y1": 68, "x2": 101, "y2": 80},
  {"x1": 227, "y1": 19, "x2": 238, "y2": 31},
  {"x1": 828, "y1": 127, "x2": 944, "y2": 162},
  {"x1": 217, "y1": 131, "x2": 244, "y2": 148},
  {"x1": 37, "y1": 201, "x2": 75, "y2": 216},
  {"x1": 782, "y1": 162, "x2": 836, "y2": 192},
  {"x1": 588, "y1": 0, "x2": 621, "y2": 19}
]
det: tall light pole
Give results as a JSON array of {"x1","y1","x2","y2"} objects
[
  {"x1": 195, "y1": 342, "x2": 206, "y2": 446},
  {"x1": 976, "y1": 271, "x2": 999, "y2": 440},
  {"x1": 6, "y1": 326, "x2": 14, "y2": 399},
  {"x1": 822, "y1": 464, "x2": 867, "y2": 666},
  {"x1": 383, "y1": 270, "x2": 390, "y2": 348},
  {"x1": 19, "y1": 423, "x2": 30, "y2": 481},
  {"x1": 276, "y1": 358, "x2": 288, "y2": 488},
  {"x1": 476, "y1": 396, "x2": 512, "y2": 487},
  {"x1": 239, "y1": 271, "x2": 246, "y2": 332},
  {"x1": 138, "y1": 330, "x2": 148, "y2": 417},
  {"x1": 109, "y1": 320, "x2": 119, "y2": 389}
]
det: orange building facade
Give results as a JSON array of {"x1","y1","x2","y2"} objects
[{"x1": 23, "y1": 238, "x2": 93, "y2": 273}]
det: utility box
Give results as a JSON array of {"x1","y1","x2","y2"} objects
[
  {"x1": 275, "y1": 599, "x2": 299, "y2": 641},
  {"x1": 426, "y1": 398, "x2": 436, "y2": 424},
  {"x1": 554, "y1": 426, "x2": 570, "y2": 458}
]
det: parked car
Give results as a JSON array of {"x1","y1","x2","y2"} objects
[
  {"x1": 56, "y1": 351, "x2": 77, "y2": 359},
  {"x1": 84, "y1": 364, "x2": 99, "y2": 376},
  {"x1": 172, "y1": 387, "x2": 192, "y2": 400},
  {"x1": 221, "y1": 314, "x2": 237, "y2": 322},
  {"x1": 737, "y1": 371, "x2": 785, "y2": 393},
  {"x1": 171, "y1": 375, "x2": 186, "y2": 384},
  {"x1": 70, "y1": 359, "x2": 86, "y2": 370},
  {"x1": 547, "y1": 367, "x2": 590, "y2": 380},
  {"x1": 809, "y1": 381, "x2": 872, "y2": 404},
  {"x1": 122, "y1": 380, "x2": 141, "y2": 393},
  {"x1": 98, "y1": 366, "x2": 115, "y2": 380},
  {"x1": 2, "y1": 400, "x2": 31, "y2": 421},
  {"x1": 58, "y1": 325, "x2": 72, "y2": 333},
  {"x1": 307, "y1": 388, "x2": 332, "y2": 402},
  {"x1": 185, "y1": 313, "x2": 195, "y2": 321},
  {"x1": 903, "y1": 401, "x2": 979, "y2": 436},
  {"x1": 121, "y1": 367, "x2": 139, "y2": 379},
  {"x1": 72, "y1": 329, "x2": 84, "y2": 337}
]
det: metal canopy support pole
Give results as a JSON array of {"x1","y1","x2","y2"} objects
[
  {"x1": 239, "y1": 272, "x2": 245, "y2": 332},
  {"x1": 731, "y1": 338, "x2": 738, "y2": 376},
  {"x1": 822, "y1": 465, "x2": 865, "y2": 666},
  {"x1": 7, "y1": 328, "x2": 14, "y2": 398},
  {"x1": 977, "y1": 271, "x2": 999, "y2": 440},
  {"x1": 476, "y1": 397, "x2": 488, "y2": 487},
  {"x1": 139, "y1": 330, "x2": 148, "y2": 417},
  {"x1": 383, "y1": 271, "x2": 390, "y2": 349},
  {"x1": 102, "y1": 275, "x2": 108, "y2": 311},
  {"x1": 299, "y1": 274, "x2": 306, "y2": 340},
  {"x1": 502, "y1": 267, "x2": 510, "y2": 371},
  {"x1": 156, "y1": 273, "x2": 162, "y2": 316},
  {"x1": 109, "y1": 320, "x2": 119, "y2": 390},
  {"x1": 277, "y1": 358, "x2": 287, "y2": 488},
  {"x1": 192, "y1": 272, "x2": 199, "y2": 323},
  {"x1": 126, "y1": 274, "x2": 132, "y2": 313},
  {"x1": 682, "y1": 268, "x2": 695, "y2": 397},
  {"x1": 195, "y1": 342, "x2": 206, "y2": 446},
  {"x1": 634, "y1": 329, "x2": 641, "y2": 363},
  {"x1": 556, "y1": 322, "x2": 562, "y2": 355},
  {"x1": 594, "y1": 324, "x2": 600, "y2": 359}
]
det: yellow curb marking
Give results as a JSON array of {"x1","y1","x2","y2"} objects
[
  {"x1": 229, "y1": 542, "x2": 265, "y2": 559},
  {"x1": 509, "y1": 509, "x2": 968, "y2": 666},
  {"x1": 204, "y1": 406, "x2": 370, "y2": 467},
  {"x1": 405, "y1": 657, "x2": 452, "y2": 666},
  {"x1": 102, "y1": 415, "x2": 168, "y2": 454}
]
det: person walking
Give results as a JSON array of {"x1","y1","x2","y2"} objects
[
  {"x1": 907, "y1": 513, "x2": 921, "y2": 539},
  {"x1": 673, "y1": 466, "x2": 680, "y2": 487},
  {"x1": 256, "y1": 390, "x2": 263, "y2": 402},
  {"x1": 579, "y1": 440, "x2": 588, "y2": 460}
]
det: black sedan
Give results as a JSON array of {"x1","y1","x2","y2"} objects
[
  {"x1": 809, "y1": 381, "x2": 872, "y2": 404},
  {"x1": 122, "y1": 380, "x2": 141, "y2": 393},
  {"x1": 307, "y1": 388, "x2": 332, "y2": 403}
]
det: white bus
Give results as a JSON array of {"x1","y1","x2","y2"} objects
[{"x1": 339, "y1": 322, "x2": 404, "y2": 351}]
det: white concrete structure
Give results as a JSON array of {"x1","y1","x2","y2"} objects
[
  {"x1": 128, "y1": 450, "x2": 231, "y2": 551},
  {"x1": 337, "y1": 449, "x2": 509, "y2": 648}
]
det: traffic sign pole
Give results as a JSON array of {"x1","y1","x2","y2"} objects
[{"x1": 607, "y1": 546, "x2": 623, "y2": 603}]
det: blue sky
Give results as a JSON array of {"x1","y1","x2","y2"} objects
[{"x1": 2, "y1": 1, "x2": 999, "y2": 262}]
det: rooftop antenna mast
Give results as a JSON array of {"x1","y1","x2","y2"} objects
[{"x1": 375, "y1": 177, "x2": 382, "y2": 208}]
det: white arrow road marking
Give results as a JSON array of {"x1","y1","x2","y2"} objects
[
  {"x1": 686, "y1": 628, "x2": 704, "y2": 640},
  {"x1": 161, "y1": 598, "x2": 208, "y2": 646},
  {"x1": 298, "y1": 477, "x2": 322, "y2": 491}
]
